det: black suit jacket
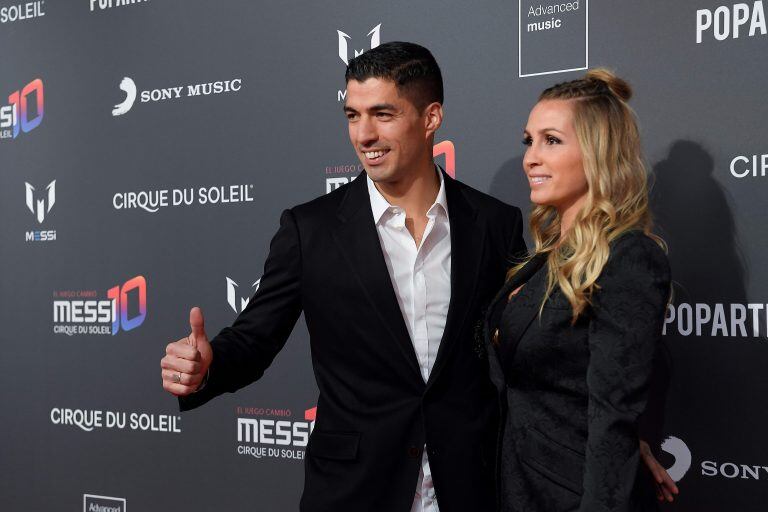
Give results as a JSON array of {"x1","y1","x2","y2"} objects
[
  {"x1": 180, "y1": 170, "x2": 525, "y2": 512},
  {"x1": 485, "y1": 232, "x2": 670, "y2": 512}
]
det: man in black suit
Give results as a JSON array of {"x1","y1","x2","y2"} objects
[
  {"x1": 161, "y1": 42, "x2": 521, "y2": 511},
  {"x1": 160, "y1": 42, "x2": 673, "y2": 511}
]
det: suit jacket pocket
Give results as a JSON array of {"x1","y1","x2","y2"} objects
[
  {"x1": 309, "y1": 431, "x2": 360, "y2": 461},
  {"x1": 520, "y1": 427, "x2": 584, "y2": 495}
]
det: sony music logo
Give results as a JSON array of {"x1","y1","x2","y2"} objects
[
  {"x1": 112, "y1": 76, "x2": 243, "y2": 116},
  {"x1": 662, "y1": 436, "x2": 768, "y2": 482}
]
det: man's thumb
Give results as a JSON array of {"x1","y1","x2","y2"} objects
[{"x1": 189, "y1": 306, "x2": 206, "y2": 338}]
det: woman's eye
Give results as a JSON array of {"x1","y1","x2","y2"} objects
[
  {"x1": 522, "y1": 137, "x2": 532, "y2": 146},
  {"x1": 546, "y1": 135, "x2": 561, "y2": 145}
]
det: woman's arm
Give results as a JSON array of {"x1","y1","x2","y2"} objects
[{"x1": 578, "y1": 233, "x2": 671, "y2": 512}]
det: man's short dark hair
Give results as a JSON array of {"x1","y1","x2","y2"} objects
[{"x1": 345, "y1": 41, "x2": 444, "y2": 111}]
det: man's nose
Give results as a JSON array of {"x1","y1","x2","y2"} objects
[{"x1": 356, "y1": 117, "x2": 378, "y2": 147}]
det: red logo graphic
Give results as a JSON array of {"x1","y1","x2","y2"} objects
[{"x1": 433, "y1": 140, "x2": 455, "y2": 178}]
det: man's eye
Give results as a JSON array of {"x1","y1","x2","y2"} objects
[
  {"x1": 346, "y1": 113, "x2": 358, "y2": 121},
  {"x1": 376, "y1": 112, "x2": 392, "y2": 119}
]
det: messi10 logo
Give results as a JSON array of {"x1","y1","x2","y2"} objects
[
  {"x1": 53, "y1": 276, "x2": 147, "y2": 336},
  {"x1": 1, "y1": 78, "x2": 44, "y2": 140},
  {"x1": 107, "y1": 275, "x2": 147, "y2": 334}
]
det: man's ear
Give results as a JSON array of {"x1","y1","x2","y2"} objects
[{"x1": 424, "y1": 102, "x2": 443, "y2": 139}]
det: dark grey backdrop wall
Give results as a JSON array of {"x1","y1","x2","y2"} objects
[{"x1": 2, "y1": 0, "x2": 766, "y2": 510}]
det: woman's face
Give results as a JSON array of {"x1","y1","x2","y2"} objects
[{"x1": 522, "y1": 99, "x2": 588, "y2": 216}]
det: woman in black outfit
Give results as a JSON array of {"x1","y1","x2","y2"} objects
[{"x1": 487, "y1": 69, "x2": 671, "y2": 511}]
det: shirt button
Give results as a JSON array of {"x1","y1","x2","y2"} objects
[{"x1": 407, "y1": 446, "x2": 420, "y2": 459}]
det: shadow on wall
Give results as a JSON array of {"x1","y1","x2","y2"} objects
[
  {"x1": 489, "y1": 155, "x2": 531, "y2": 247},
  {"x1": 650, "y1": 139, "x2": 747, "y2": 306},
  {"x1": 649, "y1": 141, "x2": 750, "y2": 501}
]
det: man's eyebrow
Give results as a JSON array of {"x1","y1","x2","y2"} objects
[
  {"x1": 343, "y1": 103, "x2": 398, "y2": 113},
  {"x1": 368, "y1": 103, "x2": 397, "y2": 111}
]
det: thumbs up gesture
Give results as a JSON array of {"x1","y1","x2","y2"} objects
[{"x1": 161, "y1": 307, "x2": 214, "y2": 396}]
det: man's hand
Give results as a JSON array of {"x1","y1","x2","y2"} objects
[
  {"x1": 640, "y1": 440, "x2": 679, "y2": 503},
  {"x1": 161, "y1": 307, "x2": 213, "y2": 396}
]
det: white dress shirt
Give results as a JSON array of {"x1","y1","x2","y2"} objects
[{"x1": 366, "y1": 170, "x2": 451, "y2": 512}]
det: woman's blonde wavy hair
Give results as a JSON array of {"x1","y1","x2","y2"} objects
[{"x1": 509, "y1": 68, "x2": 665, "y2": 322}]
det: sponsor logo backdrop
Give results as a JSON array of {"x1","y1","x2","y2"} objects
[{"x1": 1, "y1": 0, "x2": 766, "y2": 510}]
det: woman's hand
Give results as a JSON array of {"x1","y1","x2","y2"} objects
[{"x1": 640, "y1": 440, "x2": 679, "y2": 502}]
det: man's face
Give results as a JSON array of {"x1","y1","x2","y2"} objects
[{"x1": 344, "y1": 78, "x2": 430, "y2": 183}]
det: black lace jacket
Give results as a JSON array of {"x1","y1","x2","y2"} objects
[{"x1": 485, "y1": 231, "x2": 671, "y2": 512}]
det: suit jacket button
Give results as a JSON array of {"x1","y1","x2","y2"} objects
[{"x1": 407, "y1": 446, "x2": 420, "y2": 459}]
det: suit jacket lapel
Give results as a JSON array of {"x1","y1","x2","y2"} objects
[
  {"x1": 484, "y1": 253, "x2": 547, "y2": 391},
  {"x1": 331, "y1": 174, "x2": 422, "y2": 379},
  {"x1": 426, "y1": 172, "x2": 485, "y2": 389}
]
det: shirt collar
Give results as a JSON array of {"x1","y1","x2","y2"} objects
[{"x1": 366, "y1": 166, "x2": 448, "y2": 225}]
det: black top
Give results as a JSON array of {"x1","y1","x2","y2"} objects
[
  {"x1": 497, "y1": 258, "x2": 548, "y2": 383},
  {"x1": 488, "y1": 252, "x2": 547, "y2": 379}
]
